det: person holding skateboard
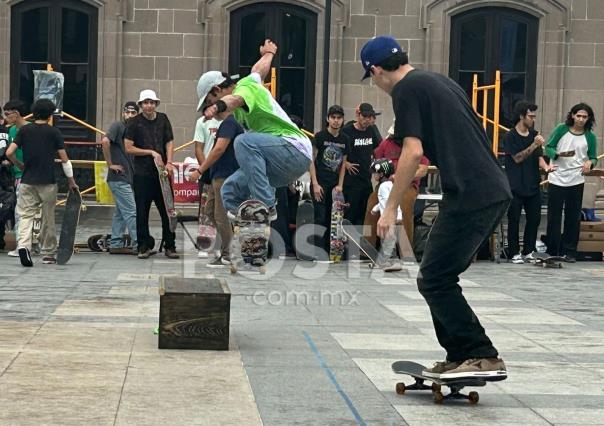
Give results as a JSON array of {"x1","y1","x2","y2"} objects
[
  {"x1": 100, "y1": 101, "x2": 139, "y2": 254},
  {"x1": 197, "y1": 39, "x2": 312, "y2": 222},
  {"x1": 124, "y1": 89, "x2": 178, "y2": 260},
  {"x1": 363, "y1": 36, "x2": 511, "y2": 380},
  {"x1": 545, "y1": 102, "x2": 598, "y2": 262},
  {"x1": 189, "y1": 100, "x2": 243, "y2": 267},
  {"x1": 6, "y1": 99, "x2": 79, "y2": 266},
  {"x1": 503, "y1": 101, "x2": 553, "y2": 264},
  {"x1": 309, "y1": 104, "x2": 350, "y2": 256}
]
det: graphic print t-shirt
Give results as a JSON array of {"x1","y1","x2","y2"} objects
[
  {"x1": 313, "y1": 130, "x2": 351, "y2": 187},
  {"x1": 341, "y1": 125, "x2": 381, "y2": 190}
]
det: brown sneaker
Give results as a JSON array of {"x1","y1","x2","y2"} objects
[
  {"x1": 438, "y1": 358, "x2": 507, "y2": 381},
  {"x1": 422, "y1": 360, "x2": 462, "y2": 378},
  {"x1": 164, "y1": 249, "x2": 180, "y2": 259},
  {"x1": 137, "y1": 249, "x2": 152, "y2": 259}
]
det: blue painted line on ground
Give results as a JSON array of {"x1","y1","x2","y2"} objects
[{"x1": 303, "y1": 331, "x2": 367, "y2": 426}]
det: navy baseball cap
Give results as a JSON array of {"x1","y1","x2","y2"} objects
[{"x1": 360, "y1": 36, "x2": 403, "y2": 80}]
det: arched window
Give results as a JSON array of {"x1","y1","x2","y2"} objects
[
  {"x1": 10, "y1": 0, "x2": 98, "y2": 134},
  {"x1": 449, "y1": 7, "x2": 538, "y2": 128},
  {"x1": 229, "y1": 3, "x2": 317, "y2": 127}
]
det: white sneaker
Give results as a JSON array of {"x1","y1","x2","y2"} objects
[
  {"x1": 7, "y1": 249, "x2": 19, "y2": 257},
  {"x1": 197, "y1": 250, "x2": 210, "y2": 259},
  {"x1": 523, "y1": 252, "x2": 536, "y2": 263},
  {"x1": 511, "y1": 253, "x2": 524, "y2": 264}
]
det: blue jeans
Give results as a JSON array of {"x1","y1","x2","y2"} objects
[
  {"x1": 221, "y1": 133, "x2": 310, "y2": 213},
  {"x1": 108, "y1": 181, "x2": 137, "y2": 249}
]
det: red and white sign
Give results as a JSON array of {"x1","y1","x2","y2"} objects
[{"x1": 172, "y1": 162, "x2": 200, "y2": 203}]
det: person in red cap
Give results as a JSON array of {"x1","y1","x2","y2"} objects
[{"x1": 361, "y1": 35, "x2": 511, "y2": 381}]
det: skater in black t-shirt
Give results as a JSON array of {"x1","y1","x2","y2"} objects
[
  {"x1": 361, "y1": 36, "x2": 511, "y2": 380},
  {"x1": 309, "y1": 105, "x2": 350, "y2": 255},
  {"x1": 503, "y1": 101, "x2": 553, "y2": 264},
  {"x1": 341, "y1": 103, "x2": 381, "y2": 226}
]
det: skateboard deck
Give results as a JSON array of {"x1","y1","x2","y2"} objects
[
  {"x1": 392, "y1": 361, "x2": 486, "y2": 404},
  {"x1": 230, "y1": 200, "x2": 270, "y2": 274},
  {"x1": 197, "y1": 183, "x2": 216, "y2": 251},
  {"x1": 329, "y1": 189, "x2": 347, "y2": 262},
  {"x1": 155, "y1": 159, "x2": 177, "y2": 232},
  {"x1": 57, "y1": 190, "x2": 83, "y2": 265},
  {"x1": 342, "y1": 219, "x2": 381, "y2": 267},
  {"x1": 294, "y1": 199, "x2": 314, "y2": 261},
  {"x1": 533, "y1": 252, "x2": 563, "y2": 268},
  {"x1": 583, "y1": 168, "x2": 604, "y2": 177},
  {"x1": 83, "y1": 234, "x2": 132, "y2": 252},
  {"x1": 363, "y1": 190, "x2": 379, "y2": 247}
]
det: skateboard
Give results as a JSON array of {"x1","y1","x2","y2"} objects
[
  {"x1": 155, "y1": 159, "x2": 177, "y2": 232},
  {"x1": 342, "y1": 219, "x2": 382, "y2": 268},
  {"x1": 392, "y1": 361, "x2": 486, "y2": 404},
  {"x1": 583, "y1": 168, "x2": 604, "y2": 177},
  {"x1": 57, "y1": 189, "x2": 83, "y2": 265},
  {"x1": 294, "y1": 199, "x2": 314, "y2": 261},
  {"x1": 230, "y1": 200, "x2": 271, "y2": 274},
  {"x1": 329, "y1": 189, "x2": 347, "y2": 262},
  {"x1": 197, "y1": 183, "x2": 216, "y2": 251},
  {"x1": 82, "y1": 234, "x2": 132, "y2": 252},
  {"x1": 533, "y1": 252, "x2": 563, "y2": 268},
  {"x1": 363, "y1": 190, "x2": 379, "y2": 247}
]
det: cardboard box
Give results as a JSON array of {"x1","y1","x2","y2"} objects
[
  {"x1": 577, "y1": 240, "x2": 604, "y2": 253},
  {"x1": 579, "y1": 232, "x2": 604, "y2": 241},
  {"x1": 580, "y1": 222, "x2": 604, "y2": 232}
]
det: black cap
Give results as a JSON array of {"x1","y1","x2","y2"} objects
[
  {"x1": 327, "y1": 104, "x2": 344, "y2": 116},
  {"x1": 357, "y1": 103, "x2": 381, "y2": 117},
  {"x1": 123, "y1": 101, "x2": 140, "y2": 113}
]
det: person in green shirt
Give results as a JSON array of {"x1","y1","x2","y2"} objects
[
  {"x1": 3, "y1": 100, "x2": 28, "y2": 257},
  {"x1": 196, "y1": 39, "x2": 312, "y2": 221}
]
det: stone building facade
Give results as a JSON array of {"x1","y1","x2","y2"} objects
[{"x1": 0, "y1": 0, "x2": 602, "y2": 158}]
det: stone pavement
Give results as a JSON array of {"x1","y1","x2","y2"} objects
[{"x1": 1, "y1": 223, "x2": 604, "y2": 425}]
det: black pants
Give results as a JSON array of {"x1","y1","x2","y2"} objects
[
  {"x1": 546, "y1": 183, "x2": 584, "y2": 257},
  {"x1": 312, "y1": 182, "x2": 336, "y2": 251},
  {"x1": 133, "y1": 175, "x2": 175, "y2": 252},
  {"x1": 418, "y1": 200, "x2": 508, "y2": 362},
  {"x1": 270, "y1": 186, "x2": 293, "y2": 255},
  {"x1": 507, "y1": 192, "x2": 541, "y2": 256},
  {"x1": 343, "y1": 184, "x2": 372, "y2": 226}
]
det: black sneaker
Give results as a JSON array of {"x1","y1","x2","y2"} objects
[
  {"x1": 563, "y1": 255, "x2": 576, "y2": 263},
  {"x1": 18, "y1": 247, "x2": 33, "y2": 267},
  {"x1": 138, "y1": 249, "x2": 152, "y2": 259}
]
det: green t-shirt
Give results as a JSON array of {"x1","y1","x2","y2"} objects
[
  {"x1": 8, "y1": 125, "x2": 24, "y2": 179},
  {"x1": 232, "y1": 73, "x2": 312, "y2": 159}
]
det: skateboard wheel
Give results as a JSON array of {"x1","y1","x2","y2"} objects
[
  {"x1": 259, "y1": 265, "x2": 267, "y2": 274},
  {"x1": 468, "y1": 391, "x2": 479, "y2": 404},
  {"x1": 264, "y1": 227, "x2": 271, "y2": 238},
  {"x1": 395, "y1": 382, "x2": 406, "y2": 395},
  {"x1": 234, "y1": 225, "x2": 240, "y2": 234},
  {"x1": 433, "y1": 391, "x2": 444, "y2": 404},
  {"x1": 230, "y1": 264, "x2": 237, "y2": 274},
  {"x1": 431, "y1": 383, "x2": 441, "y2": 393},
  {"x1": 81, "y1": 205, "x2": 87, "y2": 212}
]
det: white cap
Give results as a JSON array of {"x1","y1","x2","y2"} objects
[
  {"x1": 196, "y1": 71, "x2": 226, "y2": 112},
  {"x1": 138, "y1": 89, "x2": 160, "y2": 105}
]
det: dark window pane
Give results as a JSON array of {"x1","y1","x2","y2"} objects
[
  {"x1": 500, "y1": 73, "x2": 526, "y2": 128},
  {"x1": 240, "y1": 12, "x2": 266, "y2": 67},
  {"x1": 61, "y1": 8, "x2": 89, "y2": 63},
  {"x1": 499, "y1": 19, "x2": 527, "y2": 72},
  {"x1": 62, "y1": 64, "x2": 89, "y2": 119},
  {"x1": 19, "y1": 63, "x2": 48, "y2": 108},
  {"x1": 278, "y1": 69, "x2": 305, "y2": 119},
  {"x1": 280, "y1": 12, "x2": 306, "y2": 67},
  {"x1": 21, "y1": 8, "x2": 49, "y2": 62},
  {"x1": 459, "y1": 17, "x2": 486, "y2": 70}
]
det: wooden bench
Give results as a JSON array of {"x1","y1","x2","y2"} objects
[{"x1": 158, "y1": 276, "x2": 230, "y2": 350}]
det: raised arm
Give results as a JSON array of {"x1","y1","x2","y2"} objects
[{"x1": 251, "y1": 39, "x2": 278, "y2": 81}]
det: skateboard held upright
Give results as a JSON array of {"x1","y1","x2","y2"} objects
[
  {"x1": 57, "y1": 189, "x2": 83, "y2": 265},
  {"x1": 230, "y1": 200, "x2": 271, "y2": 274},
  {"x1": 197, "y1": 183, "x2": 217, "y2": 251},
  {"x1": 155, "y1": 158, "x2": 177, "y2": 232},
  {"x1": 329, "y1": 189, "x2": 347, "y2": 262}
]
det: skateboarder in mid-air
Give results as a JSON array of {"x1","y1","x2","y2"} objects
[
  {"x1": 6, "y1": 99, "x2": 79, "y2": 266},
  {"x1": 124, "y1": 89, "x2": 179, "y2": 260},
  {"x1": 197, "y1": 39, "x2": 312, "y2": 222},
  {"x1": 363, "y1": 36, "x2": 511, "y2": 380}
]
